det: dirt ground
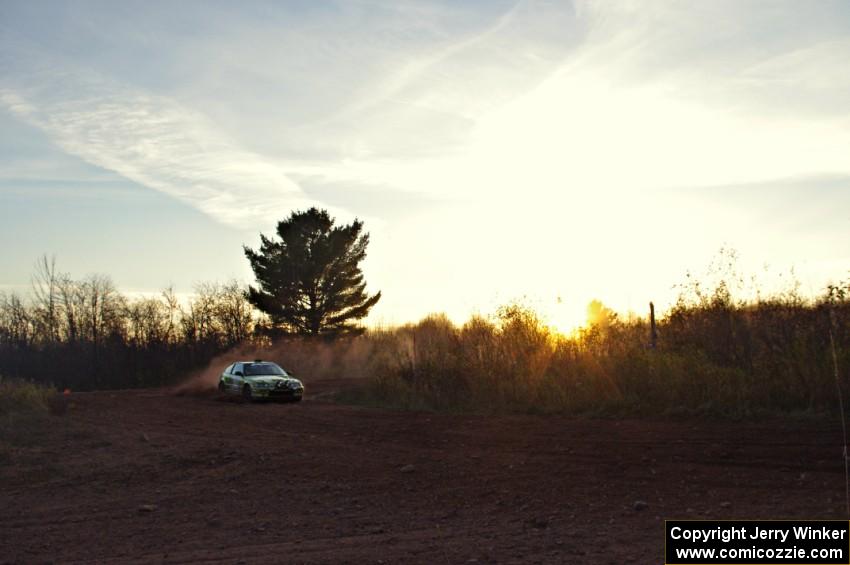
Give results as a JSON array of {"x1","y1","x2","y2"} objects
[{"x1": 1, "y1": 378, "x2": 847, "y2": 564}]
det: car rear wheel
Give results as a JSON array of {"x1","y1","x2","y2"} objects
[
  {"x1": 242, "y1": 385, "x2": 253, "y2": 403},
  {"x1": 218, "y1": 381, "x2": 226, "y2": 395}
]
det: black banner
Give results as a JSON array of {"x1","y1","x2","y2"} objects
[{"x1": 665, "y1": 520, "x2": 850, "y2": 564}]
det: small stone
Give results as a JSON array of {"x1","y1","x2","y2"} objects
[
  {"x1": 138, "y1": 504, "x2": 158, "y2": 513},
  {"x1": 400, "y1": 464, "x2": 416, "y2": 473},
  {"x1": 719, "y1": 501, "x2": 732, "y2": 508},
  {"x1": 633, "y1": 500, "x2": 649, "y2": 511},
  {"x1": 140, "y1": 433, "x2": 150, "y2": 443}
]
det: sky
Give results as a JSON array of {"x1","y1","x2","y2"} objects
[{"x1": 1, "y1": 0, "x2": 849, "y2": 330}]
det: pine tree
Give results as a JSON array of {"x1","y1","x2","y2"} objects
[{"x1": 244, "y1": 208, "x2": 381, "y2": 336}]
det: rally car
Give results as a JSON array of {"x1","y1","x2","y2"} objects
[{"x1": 218, "y1": 360, "x2": 304, "y2": 402}]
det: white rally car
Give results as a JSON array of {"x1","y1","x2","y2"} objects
[{"x1": 218, "y1": 360, "x2": 304, "y2": 402}]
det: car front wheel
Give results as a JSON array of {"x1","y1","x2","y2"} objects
[{"x1": 242, "y1": 385, "x2": 253, "y2": 403}]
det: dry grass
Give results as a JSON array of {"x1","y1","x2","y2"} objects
[
  {"x1": 0, "y1": 377, "x2": 57, "y2": 417},
  {"x1": 333, "y1": 276, "x2": 850, "y2": 418},
  {"x1": 0, "y1": 378, "x2": 67, "y2": 469}
]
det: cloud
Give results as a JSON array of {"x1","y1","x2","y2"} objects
[
  {"x1": 245, "y1": 0, "x2": 850, "y2": 206},
  {"x1": 0, "y1": 47, "x2": 321, "y2": 228},
  {"x1": 4, "y1": 1, "x2": 850, "y2": 209},
  {"x1": 0, "y1": 1, "x2": 581, "y2": 226},
  {"x1": 572, "y1": 0, "x2": 850, "y2": 117},
  {"x1": 167, "y1": 0, "x2": 582, "y2": 168},
  {"x1": 3, "y1": 1, "x2": 850, "y2": 256}
]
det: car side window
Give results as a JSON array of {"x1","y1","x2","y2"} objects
[
  {"x1": 225, "y1": 364, "x2": 234, "y2": 375},
  {"x1": 233, "y1": 363, "x2": 242, "y2": 375}
]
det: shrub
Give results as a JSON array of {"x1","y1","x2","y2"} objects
[
  {"x1": 0, "y1": 377, "x2": 55, "y2": 417},
  {"x1": 337, "y1": 282, "x2": 850, "y2": 417}
]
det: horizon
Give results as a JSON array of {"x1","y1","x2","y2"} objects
[{"x1": 2, "y1": 0, "x2": 849, "y2": 332}]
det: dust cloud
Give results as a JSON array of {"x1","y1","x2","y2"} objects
[{"x1": 171, "y1": 338, "x2": 374, "y2": 396}]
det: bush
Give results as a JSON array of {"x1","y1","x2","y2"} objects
[
  {"x1": 336, "y1": 283, "x2": 850, "y2": 418},
  {"x1": 0, "y1": 377, "x2": 55, "y2": 417}
]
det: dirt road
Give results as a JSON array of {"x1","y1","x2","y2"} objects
[{"x1": 1, "y1": 379, "x2": 846, "y2": 563}]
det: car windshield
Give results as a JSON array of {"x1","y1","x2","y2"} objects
[{"x1": 243, "y1": 363, "x2": 287, "y2": 376}]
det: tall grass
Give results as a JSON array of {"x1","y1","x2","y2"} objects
[
  {"x1": 0, "y1": 377, "x2": 56, "y2": 417},
  {"x1": 0, "y1": 377, "x2": 60, "y2": 465},
  {"x1": 336, "y1": 276, "x2": 850, "y2": 417}
]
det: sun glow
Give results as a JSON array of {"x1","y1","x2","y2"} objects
[
  {"x1": 287, "y1": 18, "x2": 850, "y2": 332},
  {"x1": 368, "y1": 58, "x2": 850, "y2": 328},
  {"x1": 546, "y1": 298, "x2": 591, "y2": 336}
]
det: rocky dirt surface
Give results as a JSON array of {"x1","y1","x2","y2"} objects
[{"x1": 1, "y1": 378, "x2": 846, "y2": 564}]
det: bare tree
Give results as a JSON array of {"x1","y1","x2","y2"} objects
[
  {"x1": 58, "y1": 274, "x2": 85, "y2": 344},
  {"x1": 161, "y1": 286, "x2": 181, "y2": 345},
  {"x1": 78, "y1": 275, "x2": 125, "y2": 383},
  {"x1": 31, "y1": 255, "x2": 61, "y2": 344},
  {"x1": 0, "y1": 292, "x2": 32, "y2": 348},
  {"x1": 182, "y1": 283, "x2": 221, "y2": 344},
  {"x1": 126, "y1": 297, "x2": 170, "y2": 347},
  {"x1": 216, "y1": 280, "x2": 254, "y2": 345}
]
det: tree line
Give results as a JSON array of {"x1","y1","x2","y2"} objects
[
  {"x1": 1, "y1": 208, "x2": 383, "y2": 390},
  {"x1": 0, "y1": 256, "x2": 258, "y2": 390}
]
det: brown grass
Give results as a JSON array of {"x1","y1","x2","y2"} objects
[
  {"x1": 334, "y1": 276, "x2": 850, "y2": 417},
  {"x1": 0, "y1": 378, "x2": 56, "y2": 417}
]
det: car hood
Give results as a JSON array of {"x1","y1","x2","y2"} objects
[{"x1": 244, "y1": 376, "x2": 302, "y2": 386}]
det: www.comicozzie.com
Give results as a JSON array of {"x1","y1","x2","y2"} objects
[{"x1": 665, "y1": 520, "x2": 850, "y2": 564}]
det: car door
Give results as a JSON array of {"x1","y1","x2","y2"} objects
[
  {"x1": 230, "y1": 363, "x2": 244, "y2": 392},
  {"x1": 221, "y1": 363, "x2": 237, "y2": 392}
]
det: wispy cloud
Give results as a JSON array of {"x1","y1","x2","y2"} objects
[
  {"x1": 0, "y1": 0, "x2": 584, "y2": 226},
  {"x1": 0, "y1": 47, "x2": 319, "y2": 228}
]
